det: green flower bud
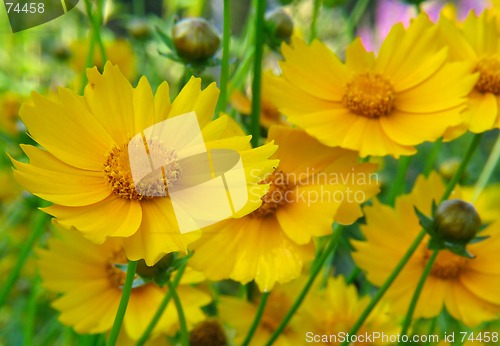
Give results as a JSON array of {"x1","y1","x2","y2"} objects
[
  {"x1": 128, "y1": 19, "x2": 151, "y2": 40},
  {"x1": 264, "y1": 8, "x2": 294, "y2": 49},
  {"x1": 172, "y1": 18, "x2": 221, "y2": 63},
  {"x1": 434, "y1": 199, "x2": 481, "y2": 244}
]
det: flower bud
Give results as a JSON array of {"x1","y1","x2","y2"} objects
[
  {"x1": 434, "y1": 199, "x2": 481, "y2": 244},
  {"x1": 172, "y1": 18, "x2": 221, "y2": 63},
  {"x1": 264, "y1": 8, "x2": 294, "y2": 48},
  {"x1": 128, "y1": 19, "x2": 151, "y2": 39}
]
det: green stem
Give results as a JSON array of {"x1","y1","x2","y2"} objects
[
  {"x1": 0, "y1": 212, "x2": 49, "y2": 307},
  {"x1": 250, "y1": 0, "x2": 266, "y2": 147},
  {"x1": 340, "y1": 229, "x2": 427, "y2": 346},
  {"x1": 216, "y1": 0, "x2": 231, "y2": 116},
  {"x1": 398, "y1": 249, "x2": 439, "y2": 342},
  {"x1": 423, "y1": 139, "x2": 442, "y2": 176},
  {"x1": 228, "y1": 47, "x2": 255, "y2": 95},
  {"x1": 106, "y1": 260, "x2": 138, "y2": 346},
  {"x1": 440, "y1": 133, "x2": 483, "y2": 202},
  {"x1": 133, "y1": 0, "x2": 145, "y2": 16},
  {"x1": 167, "y1": 279, "x2": 189, "y2": 346},
  {"x1": 424, "y1": 317, "x2": 437, "y2": 346},
  {"x1": 387, "y1": 155, "x2": 412, "y2": 206},
  {"x1": 265, "y1": 225, "x2": 343, "y2": 346},
  {"x1": 341, "y1": 132, "x2": 484, "y2": 346},
  {"x1": 136, "y1": 260, "x2": 188, "y2": 346},
  {"x1": 471, "y1": 132, "x2": 500, "y2": 203},
  {"x1": 309, "y1": 0, "x2": 321, "y2": 43},
  {"x1": 24, "y1": 275, "x2": 41, "y2": 346},
  {"x1": 241, "y1": 292, "x2": 271, "y2": 346},
  {"x1": 345, "y1": 0, "x2": 370, "y2": 41}
]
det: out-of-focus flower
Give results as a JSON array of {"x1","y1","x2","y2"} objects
[
  {"x1": 298, "y1": 276, "x2": 398, "y2": 345},
  {"x1": 230, "y1": 87, "x2": 285, "y2": 128},
  {"x1": 266, "y1": 15, "x2": 476, "y2": 158},
  {"x1": 37, "y1": 223, "x2": 211, "y2": 340},
  {"x1": 189, "y1": 319, "x2": 228, "y2": 346},
  {"x1": 358, "y1": 0, "x2": 489, "y2": 52},
  {"x1": 461, "y1": 184, "x2": 500, "y2": 224},
  {"x1": 70, "y1": 40, "x2": 137, "y2": 81},
  {"x1": 0, "y1": 92, "x2": 24, "y2": 136},
  {"x1": 12, "y1": 63, "x2": 277, "y2": 265},
  {"x1": 353, "y1": 172, "x2": 500, "y2": 326},
  {"x1": 439, "y1": 11, "x2": 500, "y2": 136},
  {"x1": 218, "y1": 279, "x2": 305, "y2": 345},
  {"x1": 189, "y1": 126, "x2": 379, "y2": 291}
]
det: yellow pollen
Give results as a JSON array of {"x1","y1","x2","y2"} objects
[
  {"x1": 474, "y1": 57, "x2": 500, "y2": 95},
  {"x1": 251, "y1": 170, "x2": 294, "y2": 217},
  {"x1": 343, "y1": 73, "x2": 395, "y2": 118},
  {"x1": 103, "y1": 140, "x2": 181, "y2": 201},
  {"x1": 423, "y1": 249, "x2": 469, "y2": 280},
  {"x1": 106, "y1": 250, "x2": 128, "y2": 288}
]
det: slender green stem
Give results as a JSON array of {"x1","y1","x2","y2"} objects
[
  {"x1": 250, "y1": 0, "x2": 266, "y2": 147},
  {"x1": 0, "y1": 212, "x2": 49, "y2": 307},
  {"x1": 398, "y1": 249, "x2": 439, "y2": 342},
  {"x1": 133, "y1": 0, "x2": 145, "y2": 16},
  {"x1": 423, "y1": 139, "x2": 442, "y2": 176},
  {"x1": 106, "y1": 261, "x2": 138, "y2": 346},
  {"x1": 216, "y1": 0, "x2": 231, "y2": 116},
  {"x1": 94, "y1": 0, "x2": 107, "y2": 63},
  {"x1": 387, "y1": 156, "x2": 412, "y2": 206},
  {"x1": 228, "y1": 47, "x2": 255, "y2": 95},
  {"x1": 136, "y1": 260, "x2": 188, "y2": 346},
  {"x1": 440, "y1": 133, "x2": 483, "y2": 202},
  {"x1": 241, "y1": 292, "x2": 271, "y2": 346},
  {"x1": 309, "y1": 0, "x2": 321, "y2": 43},
  {"x1": 265, "y1": 225, "x2": 343, "y2": 346},
  {"x1": 471, "y1": 132, "x2": 500, "y2": 203},
  {"x1": 340, "y1": 229, "x2": 427, "y2": 346},
  {"x1": 167, "y1": 279, "x2": 189, "y2": 346},
  {"x1": 341, "y1": 132, "x2": 484, "y2": 346},
  {"x1": 424, "y1": 317, "x2": 437, "y2": 346},
  {"x1": 346, "y1": 267, "x2": 361, "y2": 284},
  {"x1": 24, "y1": 275, "x2": 41, "y2": 346},
  {"x1": 345, "y1": 0, "x2": 370, "y2": 41}
]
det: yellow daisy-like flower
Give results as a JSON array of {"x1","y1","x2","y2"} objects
[
  {"x1": 352, "y1": 172, "x2": 500, "y2": 327},
  {"x1": 12, "y1": 63, "x2": 277, "y2": 265},
  {"x1": 189, "y1": 126, "x2": 379, "y2": 291},
  {"x1": 299, "y1": 276, "x2": 398, "y2": 345},
  {"x1": 438, "y1": 11, "x2": 500, "y2": 135},
  {"x1": 218, "y1": 279, "x2": 306, "y2": 346},
  {"x1": 37, "y1": 223, "x2": 211, "y2": 340},
  {"x1": 266, "y1": 14, "x2": 477, "y2": 157}
]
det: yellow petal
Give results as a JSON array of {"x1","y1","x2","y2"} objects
[
  {"x1": 12, "y1": 145, "x2": 110, "y2": 206},
  {"x1": 43, "y1": 195, "x2": 142, "y2": 243},
  {"x1": 462, "y1": 91, "x2": 498, "y2": 133},
  {"x1": 154, "y1": 81, "x2": 172, "y2": 123},
  {"x1": 122, "y1": 198, "x2": 200, "y2": 265},
  {"x1": 85, "y1": 63, "x2": 138, "y2": 144},
  {"x1": 133, "y1": 76, "x2": 155, "y2": 133},
  {"x1": 20, "y1": 88, "x2": 115, "y2": 170}
]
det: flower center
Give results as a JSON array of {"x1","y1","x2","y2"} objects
[
  {"x1": 103, "y1": 139, "x2": 181, "y2": 201},
  {"x1": 343, "y1": 73, "x2": 395, "y2": 118},
  {"x1": 474, "y1": 57, "x2": 500, "y2": 95},
  {"x1": 423, "y1": 249, "x2": 469, "y2": 280},
  {"x1": 189, "y1": 320, "x2": 227, "y2": 346},
  {"x1": 106, "y1": 250, "x2": 128, "y2": 288},
  {"x1": 251, "y1": 170, "x2": 294, "y2": 217}
]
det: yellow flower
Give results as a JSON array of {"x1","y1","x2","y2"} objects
[
  {"x1": 438, "y1": 11, "x2": 500, "y2": 135},
  {"x1": 461, "y1": 184, "x2": 500, "y2": 224},
  {"x1": 189, "y1": 126, "x2": 379, "y2": 291},
  {"x1": 266, "y1": 15, "x2": 477, "y2": 158},
  {"x1": 352, "y1": 172, "x2": 500, "y2": 327},
  {"x1": 12, "y1": 63, "x2": 277, "y2": 265},
  {"x1": 218, "y1": 279, "x2": 306, "y2": 346},
  {"x1": 299, "y1": 276, "x2": 398, "y2": 345},
  {"x1": 70, "y1": 39, "x2": 137, "y2": 81},
  {"x1": 230, "y1": 87, "x2": 285, "y2": 128},
  {"x1": 37, "y1": 223, "x2": 211, "y2": 340},
  {"x1": 0, "y1": 92, "x2": 24, "y2": 136}
]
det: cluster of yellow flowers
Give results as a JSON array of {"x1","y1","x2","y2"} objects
[{"x1": 7, "y1": 6, "x2": 500, "y2": 346}]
